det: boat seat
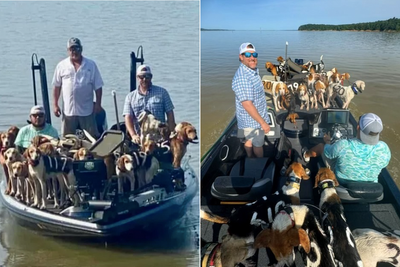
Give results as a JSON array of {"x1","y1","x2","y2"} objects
[
  {"x1": 211, "y1": 157, "x2": 275, "y2": 201},
  {"x1": 336, "y1": 182, "x2": 383, "y2": 203}
]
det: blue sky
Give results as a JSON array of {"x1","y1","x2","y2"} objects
[{"x1": 201, "y1": 0, "x2": 400, "y2": 30}]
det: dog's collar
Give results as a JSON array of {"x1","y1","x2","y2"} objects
[
  {"x1": 285, "y1": 176, "x2": 301, "y2": 189},
  {"x1": 318, "y1": 180, "x2": 336, "y2": 193},
  {"x1": 28, "y1": 158, "x2": 40, "y2": 167},
  {"x1": 207, "y1": 242, "x2": 221, "y2": 267},
  {"x1": 277, "y1": 206, "x2": 295, "y2": 227}
]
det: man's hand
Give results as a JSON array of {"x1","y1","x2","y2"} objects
[
  {"x1": 54, "y1": 105, "x2": 61, "y2": 117},
  {"x1": 323, "y1": 133, "x2": 331, "y2": 144},
  {"x1": 261, "y1": 122, "x2": 270, "y2": 134},
  {"x1": 93, "y1": 102, "x2": 102, "y2": 114},
  {"x1": 131, "y1": 134, "x2": 140, "y2": 144}
]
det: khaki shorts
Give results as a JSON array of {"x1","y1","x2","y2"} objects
[
  {"x1": 238, "y1": 128, "x2": 265, "y2": 147},
  {"x1": 62, "y1": 113, "x2": 99, "y2": 138}
]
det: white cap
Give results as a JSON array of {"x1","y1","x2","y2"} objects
[
  {"x1": 137, "y1": 65, "x2": 152, "y2": 76},
  {"x1": 359, "y1": 113, "x2": 383, "y2": 145},
  {"x1": 239, "y1": 42, "x2": 256, "y2": 54},
  {"x1": 30, "y1": 105, "x2": 45, "y2": 115}
]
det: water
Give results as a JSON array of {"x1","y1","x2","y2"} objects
[
  {"x1": 201, "y1": 30, "x2": 400, "y2": 186},
  {"x1": 0, "y1": 1, "x2": 199, "y2": 266}
]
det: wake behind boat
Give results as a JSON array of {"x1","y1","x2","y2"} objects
[
  {"x1": 0, "y1": 48, "x2": 198, "y2": 239},
  {"x1": 201, "y1": 48, "x2": 400, "y2": 266}
]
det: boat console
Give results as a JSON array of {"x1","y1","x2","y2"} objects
[{"x1": 309, "y1": 109, "x2": 355, "y2": 144}]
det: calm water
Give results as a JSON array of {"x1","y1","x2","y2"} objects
[
  {"x1": 201, "y1": 30, "x2": 400, "y2": 185},
  {"x1": 0, "y1": 1, "x2": 199, "y2": 267}
]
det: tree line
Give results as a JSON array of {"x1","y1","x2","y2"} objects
[{"x1": 298, "y1": 17, "x2": 400, "y2": 32}]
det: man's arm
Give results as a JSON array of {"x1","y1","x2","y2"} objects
[
  {"x1": 166, "y1": 110, "x2": 176, "y2": 133},
  {"x1": 241, "y1": 100, "x2": 270, "y2": 133},
  {"x1": 53, "y1": 86, "x2": 62, "y2": 117},
  {"x1": 124, "y1": 114, "x2": 138, "y2": 141},
  {"x1": 94, "y1": 88, "x2": 103, "y2": 113}
]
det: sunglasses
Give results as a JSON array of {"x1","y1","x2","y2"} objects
[
  {"x1": 138, "y1": 74, "x2": 152, "y2": 79},
  {"x1": 31, "y1": 114, "x2": 44, "y2": 118},
  {"x1": 242, "y1": 52, "x2": 258, "y2": 58},
  {"x1": 69, "y1": 46, "x2": 82, "y2": 52}
]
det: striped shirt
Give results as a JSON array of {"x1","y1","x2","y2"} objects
[
  {"x1": 14, "y1": 124, "x2": 59, "y2": 149},
  {"x1": 232, "y1": 63, "x2": 270, "y2": 129},
  {"x1": 324, "y1": 138, "x2": 391, "y2": 183},
  {"x1": 122, "y1": 84, "x2": 174, "y2": 133}
]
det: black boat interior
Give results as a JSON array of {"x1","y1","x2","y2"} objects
[{"x1": 201, "y1": 78, "x2": 400, "y2": 266}]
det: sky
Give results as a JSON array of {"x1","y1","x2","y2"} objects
[{"x1": 201, "y1": 0, "x2": 400, "y2": 30}]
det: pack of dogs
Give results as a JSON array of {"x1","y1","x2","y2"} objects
[
  {"x1": 201, "y1": 163, "x2": 399, "y2": 267},
  {"x1": 263, "y1": 56, "x2": 366, "y2": 117},
  {"x1": 0, "y1": 110, "x2": 198, "y2": 210}
]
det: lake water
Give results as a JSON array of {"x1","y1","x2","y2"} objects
[
  {"x1": 0, "y1": 1, "x2": 199, "y2": 267},
  {"x1": 202, "y1": 30, "x2": 400, "y2": 185}
]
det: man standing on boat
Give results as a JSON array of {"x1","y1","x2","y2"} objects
[
  {"x1": 52, "y1": 37, "x2": 104, "y2": 138},
  {"x1": 14, "y1": 105, "x2": 59, "y2": 150},
  {"x1": 122, "y1": 64, "x2": 176, "y2": 144},
  {"x1": 232, "y1": 42, "x2": 270, "y2": 158}
]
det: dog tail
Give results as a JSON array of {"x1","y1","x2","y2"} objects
[{"x1": 200, "y1": 209, "x2": 229, "y2": 224}]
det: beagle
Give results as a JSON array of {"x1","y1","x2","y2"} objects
[
  {"x1": 4, "y1": 148, "x2": 24, "y2": 196},
  {"x1": 116, "y1": 154, "x2": 136, "y2": 194},
  {"x1": 137, "y1": 110, "x2": 166, "y2": 146},
  {"x1": 314, "y1": 168, "x2": 364, "y2": 267},
  {"x1": 265, "y1": 61, "x2": 279, "y2": 81},
  {"x1": 255, "y1": 205, "x2": 337, "y2": 267},
  {"x1": 73, "y1": 147, "x2": 94, "y2": 161},
  {"x1": 296, "y1": 83, "x2": 310, "y2": 111},
  {"x1": 353, "y1": 228, "x2": 400, "y2": 267},
  {"x1": 281, "y1": 162, "x2": 310, "y2": 204},
  {"x1": 273, "y1": 82, "x2": 289, "y2": 112},
  {"x1": 10, "y1": 161, "x2": 30, "y2": 202},
  {"x1": 314, "y1": 80, "x2": 327, "y2": 108},
  {"x1": 170, "y1": 122, "x2": 198, "y2": 169},
  {"x1": 24, "y1": 145, "x2": 77, "y2": 209},
  {"x1": 338, "y1": 80, "x2": 366, "y2": 109}
]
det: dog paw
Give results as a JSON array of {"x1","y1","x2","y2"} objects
[
  {"x1": 10, "y1": 191, "x2": 15, "y2": 197},
  {"x1": 4, "y1": 190, "x2": 10, "y2": 195},
  {"x1": 53, "y1": 203, "x2": 59, "y2": 209},
  {"x1": 40, "y1": 204, "x2": 46, "y2": 210}
]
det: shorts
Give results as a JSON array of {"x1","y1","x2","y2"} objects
[
  {"x1": 62, "y1": 113, "x2": 99, "y2": 138},
  {"x1": 238, "y1": 128, "x2": 265, "y2": 147}
]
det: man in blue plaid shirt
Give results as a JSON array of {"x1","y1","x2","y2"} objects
[
  {"x1": 232, "y1": 43, "x2": 270, "y2": 158},
  {"x1": 123, "y1": 65, "x2": 176, "y2": 143}
]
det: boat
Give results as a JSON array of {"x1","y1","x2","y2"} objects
[
  {"x1": 200, "y1": 54, "x2": 400, "y2": 265},
  {"x1": 0, "y1": 47, "x2": 199, "y2": 239}
]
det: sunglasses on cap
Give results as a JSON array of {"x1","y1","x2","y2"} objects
[
  {"x1": 138, "y1": 74, "x2": 152, "y2": 79},
  {"x1": 31, "y1": 114, "x2": 44, "y2": 118},
  {"x1": 242, "y1": 52, "x2": 258, "y2": 58}
]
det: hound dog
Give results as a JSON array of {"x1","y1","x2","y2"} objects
[
  {"x1": 4, "y1": 148, "x2": 24, "y2": 196},
  {"x1": 314, "y1": 168, "x2": 364, "y2": 267},
  {"x1": 273, "y1": 82, "x2": 289, "y2": 112},
  {"x1": 296, "y1": 83, "x2": 310, "y2": 111},
  {"x1": 10, "y1": 161, "x2": 30, "y2": 202},
  {"x1": 326, "y1": 80, "x2": 365, "y2": 109},
  {"x1": 137, "y1": 110, "x2": 166, "y2": 146},
  {"x1": 24, "y1": 145, "x2": 77, "y2": 209},
  {"x1": 255, "y1": 205, "x2": 337, "y2": 267},
  {"x1": 280, "y1": 162, "x2": 310, "y2": 205},
  {"x1": 281, "y1": 88, "x2": 299, "y2": 124},
  {"x1": 265, "y1": 61, "x2": 280, "y2": 81},
  {"x1": 170, "y1": 122, "x2": 198, "y2": 169},
  {"x1": 306, "y1": 73, "x2": 320, "y2": 109},
  {"x1": 353, "y1": 228, "x2": 400, "y2": 267},
  {"x1": 302, "y1": 55, "x2": 325, "y2": 73}
]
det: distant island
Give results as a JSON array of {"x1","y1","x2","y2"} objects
[{"x1": 298, "y1": 17, "x2": 400, "y2": 32}]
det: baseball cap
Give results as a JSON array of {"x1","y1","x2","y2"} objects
[
  {"x1": 239, "y1": 42, "x2": 256, "y2": 55},
  {"x1": 67, "y1": 37, "x2": 82, "y2": 48},
  {"x1": 137, "y1": 65, "x2": 152, "y2": 76},
  {"x1": 359, "y1": 113, "x2": 383, "y2": 145},
  {"x1": 30, "y1": 105, "x2": 45, "y2": 115}
]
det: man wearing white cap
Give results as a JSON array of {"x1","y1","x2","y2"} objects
[
  {"x1": 52, "y1": 37, "x2": 103, "y2": 138},
  {"x1": 123, "y1": 64, "x2": 175, "y2": 143},
  {"x1": 14, "y1": 105, "x2": 59, "y2": 149},
  {"x1": 232, "y1": 42, "x2": 271, "y2": 158},
  {"x1": 303, "y1": 113, "x2": 391, "y2": 183}
]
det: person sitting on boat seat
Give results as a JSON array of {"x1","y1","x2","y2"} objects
[
  {"x1": 232, "y1": 42, "x2": 271, "y2": 158},
  {"x1": 302, "y1": 113, "x2": 391, "y2": 184},
  {"x1": 14, "y1": 105, "x2": 59, "y2": 151}
]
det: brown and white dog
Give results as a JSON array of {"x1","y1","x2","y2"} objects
[
  {"x1": 170, "y1": 122, "x2": 198, "y2": 169},
  {"x1": 137, "y1": 110, "x2": 166, "y2": 146},
  {"x1": 314, "y1": 168, "x2": 364, "y2": 267},
  {"x1": 24, "y1": 145, "x2": 77, "y2": 209},
  {"x1": 296, "y1": 83, "x2": 310, "y2": 111},
  {"x1": 266, "y1": 61, "x2": 280, "y2": 81},
  {"x1": 280, "y1": 162, "x2": 310, "y2": 204},
  {"x1": 273, "y1": 82, "x2": 289, "y2": 112},
  {"x1": 353, "y1": 228, "x2": 400, "y2": 267},
  {"x1": 116, "y1": 154, "x2": 136, "y2": 194},
  {"x1": 10, "y1": 161, "x2": 30, "y2": 202},
  {"x1": 4, "y1": 147, "x2": 24, "y2": 196}
]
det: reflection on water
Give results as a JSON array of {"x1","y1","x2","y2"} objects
[{"x1": 202, "y1": 30, "x2": 400, "y2": 186}]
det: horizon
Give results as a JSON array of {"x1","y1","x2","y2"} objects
[{"x1": 201, "y1": 0, "x2": 400, "y2": 31}]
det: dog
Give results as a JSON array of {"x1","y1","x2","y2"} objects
[
  {"x1": 137, "y1": 110, "x2": 166, "y2": 146},
  {"x1": 255, "y1": 204, "x2": 337, "y2": 267},
  {"x1": 273, "y1": 82, "x2": 289, "y2": 112},
  {"x1": 314, "y1": 167, "x2": 364, "y2": 266},
  {"x1": 302, "y1": 55, "x2": 324, "y2": 73},
  {"x1": 281, "y1": 89, "x2": 299, "y2": 124},
  {"x1": 280, "y1": 162, "x2": 310, "y2": 204},
  {"x1": 10, "y1": 161, "x2": 30, "y2": 202},
  {"x1": 24, "y1": 145, "x2": 77, "y2": 209},
  {"x1": 116, "y1": 154, "x2": 136, "y2": 194},
  {"x1": 73, "y1": 147, "x2": 94, "y2": 161},
  {"x1": 4, "y1": 147, "x2": 24, "y2": 196},
  {"x1": 296, "y1": 83, "x2": 310, "y2": 111},
  {"x1": 314, "y1": 80, "x2": 327, "y2": 108},
  {"x1": 353, "y1": 228, "x2": 400, "y2": 267},
  {"x1": 265, "y1": 61, "x2": 280, "y2": 81},
  {"x1": 170, "y1": 122, "x2": 198, "y2": 169},
  {"x1": 326, "y1": 80, "x2": 366, "y2": 109}
]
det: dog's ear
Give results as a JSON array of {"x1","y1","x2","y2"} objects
[
  {"x1": 314, "y1": 171, "x2": 321, "y2": 188},
  {"x1": 73, "y1": 150, "x2": 80, "y2": 160},
  {"x1": 296, "y1": 228, "x2": 311, "y2": 254},
  {"x1": 117, "y1": 156, "x2": 126, "y2": 172},
  {"x1": 254, "y1": 229, "x2": 272, "y2": 248},
  {"x1": 23, "y1": 148, "x2": 29, "y2": 160}
]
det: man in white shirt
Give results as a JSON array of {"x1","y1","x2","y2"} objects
[{"x1": 52, "y1": 37, "x2": 103, "y2": 138}]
